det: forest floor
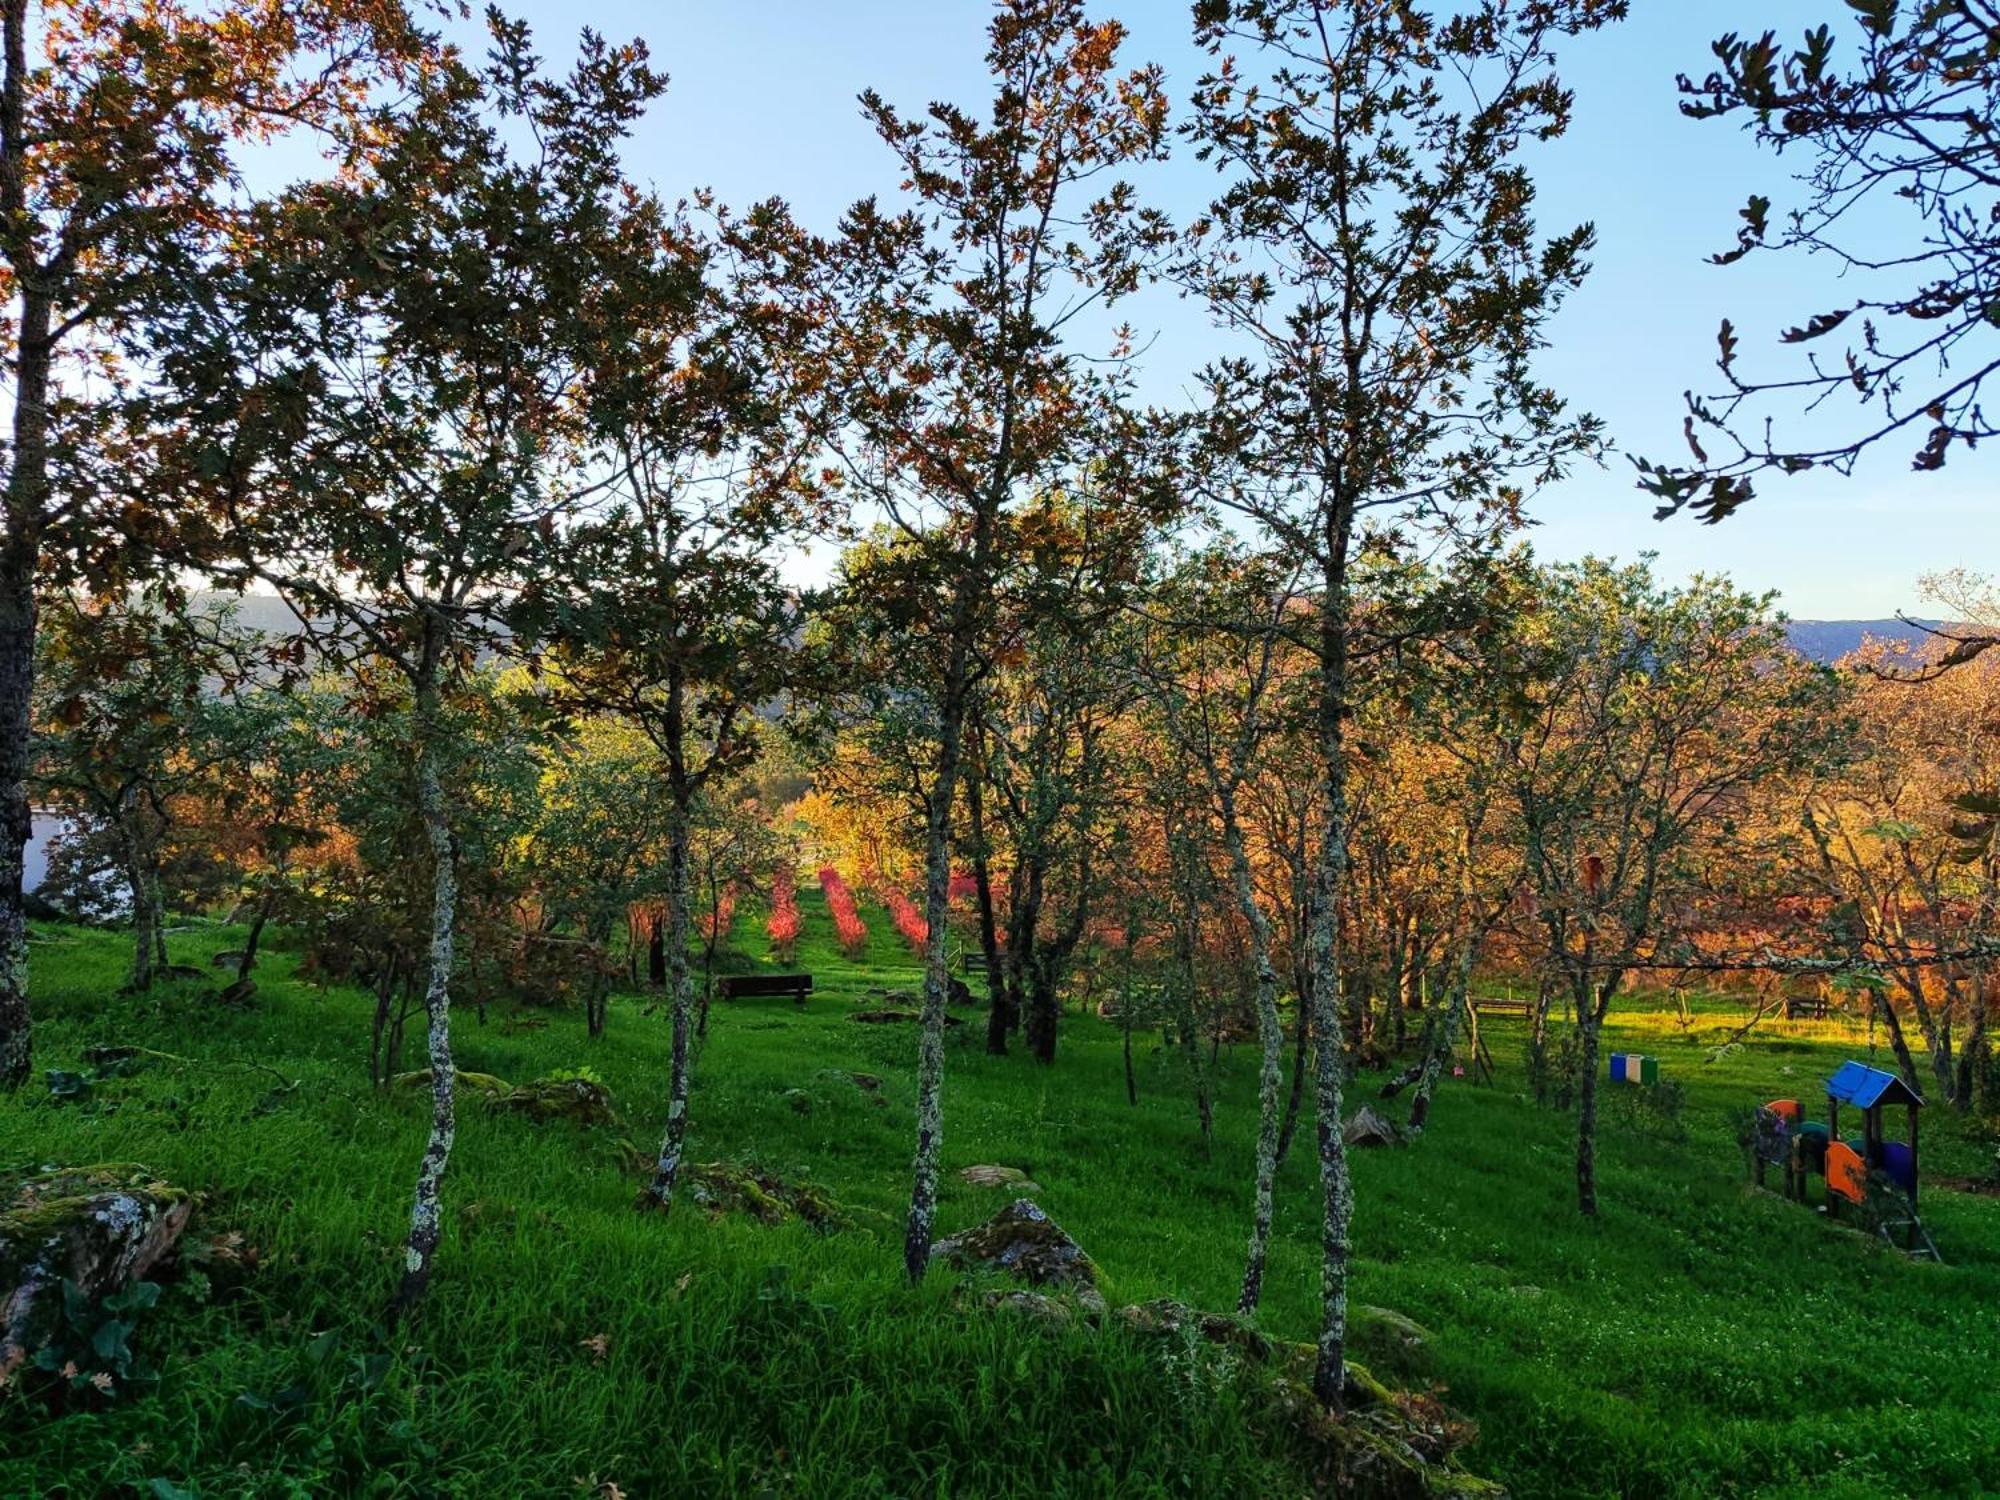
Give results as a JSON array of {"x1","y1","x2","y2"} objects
[{"x1": 4, "y1": 891, "x2": 1999, "y2": 1499}]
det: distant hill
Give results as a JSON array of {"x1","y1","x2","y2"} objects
[
  {"x1": 208, "y1": 593, "x2": 1943, "y2": 669},
  {"x1": 1783, "y1": 619, "x2": 1940, "y2": 663}
]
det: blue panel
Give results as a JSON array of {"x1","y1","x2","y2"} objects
[
  {"x1": 1877, "y1": 1140, "x2": 1917, "y2": 1195},
  {"x1": 1826, "y1": 1060, "x2": 1922, "y2": 1110}
]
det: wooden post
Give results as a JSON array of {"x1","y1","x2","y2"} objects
[{"x1": 1907, "y1": 1101, "x2": 1919, "y2": 1205}]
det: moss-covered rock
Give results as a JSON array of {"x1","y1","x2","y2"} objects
[
  {"x1": 493, "y1": 1074, "x2": 619, "y2": 1127},
  {"x1": 959, "y1": 1163, "x2": 1042, "y2": 1193},
  {"x1": 1348, "y1": 1304, "x2": 1436, "y2": 1382},
  {"x1": 1114, "y1": 1298, "x2": 1499, "y2": 1498},
  {"x1": 393, "y1": 1068, "x2": 512, "y2": 1098},
  {"x1": 1, "y1": 1166, "x2": 191, "y2": 1384},
  {"x1": 851, "y1": 1009, "x2": 964, "y2": 1028},
  {"x1": 678, "y1": 1163, "x2": 848, "y2": 1233},
  {"x1": 932, "y1": 1199, "x2": 1102, "y2": 1310}
]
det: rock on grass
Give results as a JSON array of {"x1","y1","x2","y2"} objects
[
  {"x1": 677, "y1": 1163, "x2": 848, "y2": 1233},
  {"x1": 932, "y1": 1199, "x2": 1102, "y2": 1311},
  {"x1": 1116, "y1": 1299, "x2": 1499, "y2": 1499},
  {"x1": 851, "y1": 1009, "x2": 965, "y2": 1027},
  {"x1": 1, "y1": 1166, "x2": 190, "y2": 1384},
  {"x1": 494, "y1": 1075, "x2": 619, "y2": 1127}
]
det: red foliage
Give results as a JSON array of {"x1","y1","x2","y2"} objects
[
  {"x1": 700, "y1": 883, "x2": 738, "y2": 945},
  {"x1": 885, "y1": 888, "x2": 928, "y2": 954},
  {"x1": 947, "y1": 870, "x2": 979, "y2": 905},
  {"x1": 819, "y1": 865, "x2": 869, "y2": 957},
  {"x1": 767, "y1": 865, "x2": 800, "y2": 958}
]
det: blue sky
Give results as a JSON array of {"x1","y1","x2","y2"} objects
[{"x1": 470, "y1": 1, "x2": 1988, "y2": 619}]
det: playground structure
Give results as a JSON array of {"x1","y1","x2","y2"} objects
[{"x1": 1750, "y1": 1060, "x2": 1937, "y2": 1259}]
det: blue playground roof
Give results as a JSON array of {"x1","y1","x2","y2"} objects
[{"x1": 1826, "y1": 1060, "x2": 1924, "y2": 1111}]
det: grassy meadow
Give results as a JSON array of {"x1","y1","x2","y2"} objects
[{"x1": 4, "y1": 889, "x2": 1999, "y2": 1498}]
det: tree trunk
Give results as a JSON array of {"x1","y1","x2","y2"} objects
[
  {"x1": 0, "y1": 280, "x2": 51, "y2": 1091},
  {"x1": 585, "y1": 914, "x2": 612, "y2": 1039},
  {"x1": 1168, "y1": 825, "x2": 1215, "y2": 1151},
  {"x1": 1275, "y1": 984, "x2": 1310, "y2": 1168},
  {"x1": 1528, "y1": 976, "x2": 1556, "y2": 1104},
  {"x1": 1122, "y1": 994, "x2": 1138, "y2": 1104},
  {"x1": 1024, "y1": 865, "x2": 1088, "y2": 1066},
  {"x1": 390, "y1": 723, "x2": 459, "y2": 1321},
  {"x1": 696, "y1": 867, "x2": 720, "y2": 1040},
  {"x1": 1870, "y1": 985, "x2": 1925, "y2": 1099},
  {"x1": 968, "y1": 750, "x2": 1010, "y2": 1057},
  {"x1": 1408, "y1": 944, "x2": 1476, "y2": 1133},
  {"x1": 1306, "y1": 533, "x2": 1355, "y2": 1410},
  {"x1": 1004, "y1": 861, "x2": 1043, "y2": 1052},
  {"x1": 125, "y1": 854, "x2": 156, "y2": 993},
  {"x1": 237, "y1": 887, "x2": 272, "y2": 981},
  {"x1": 904, "y1": 699, "x2": 965, "y2": 1282},
  {"x1": 1956, "y1": 974, "x2": 1990, "y2": 1114},
  {"x1": 1575, "y1": 988, "x2": 1603, "y2": 1216},
  {"x1": 1024, "y1": 958, "x2": 1060, "y2": 1063},
  {"x1": 151, "y1": 867, "x2": 168, "y2": 971},
  {"x1": 1914, "y1": 992, "x2": 1959, "y2": 1112},
  {"x1": 1220, "y1": 794, "x2": 1283, "y2": 1318},
  {"x1": 642, "y1": 815, "x2": 696, "y2": 1210},
  {"x1": 369, "y1": 953, "x2": 401, "y2": 1088}
]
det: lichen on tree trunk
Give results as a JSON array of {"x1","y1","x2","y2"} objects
[
  {"x1": 1408, "y1": 944, "x2": 1477, "y2": 1133},
  {"x1": 1222, "y1": 796, "x2": 1283, "y2": 1318},
  {"x1": 1307, "y1": 559, "x2": 1354, "y2": 1410},
  {"x1": 643, "y1": 817, "x2": 696, "y2": 1212},
  {"x1": 904, "y1": 757, "x2": 959, "y2": 1283},
  {"x1": 389, "y1": 723, "x2": 459, "y2": 1320}
]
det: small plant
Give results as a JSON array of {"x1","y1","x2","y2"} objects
[
  {"x1": 1528, "y1": 1023, "x2": 1584, "y2": 1109},
  {"x1": 1606, "y1": 1078, "x2": 1689, "y2": 1142},
  {"x1": 30, "y1": 1277, "x2": 162, "y2": 1401}
]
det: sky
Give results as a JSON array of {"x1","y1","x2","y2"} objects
[{"x1": 437, "y1": 0, "x2": 1990, "y2": 620}]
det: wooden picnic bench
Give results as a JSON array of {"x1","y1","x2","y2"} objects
[
  {"x1": 1471, "y1": 996, "x2": 1532, "y2": 1019},
  {"x1": 1783, "y1": 995, "x2": 1832, "y2": 1021},
  {"x1": 959, "y1": 950, "x2": 1006, "y2": 976},
  {"x1": 717, "y1": 973, "x2": 813, "y2": 1006}
]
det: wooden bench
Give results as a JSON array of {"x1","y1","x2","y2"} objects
[
  {"x1": 959, "y1": 950, "x2": 1006, "y2": 976},
  {"x1": 718, "y1": 973, "x2": 813, "y2": 1006},
  {"x1": 1784, "y1": 995, "x2": 1831, "y2": 1021},
  {"x1": 1471, "y1": 996, "x2": 1532, "y2": 1019}
]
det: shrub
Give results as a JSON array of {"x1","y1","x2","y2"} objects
[
  {"x1": 818, "y1": 866, "x2": 868, "y2": 957},
  {"x1": 767, "y1": 866, "x2": 799, "y2": 960},
  {"x1": 701, "y1": 883, "x2": 738, "y2": 945},
  {"x1": 884, "y1": 888, "x2": 927, "y2": 954}
]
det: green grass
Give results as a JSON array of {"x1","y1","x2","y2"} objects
[{"x1": 4, "y1": 891, "x2": 1999, "y2": 1498}]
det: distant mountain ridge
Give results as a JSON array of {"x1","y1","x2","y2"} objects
[
  {"x1": 207, "y1": 594, "x2": 1942, "y2": 668},
  {"x1": 1783, "y1": 619, "x2": 1941, "y2": 663}
]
